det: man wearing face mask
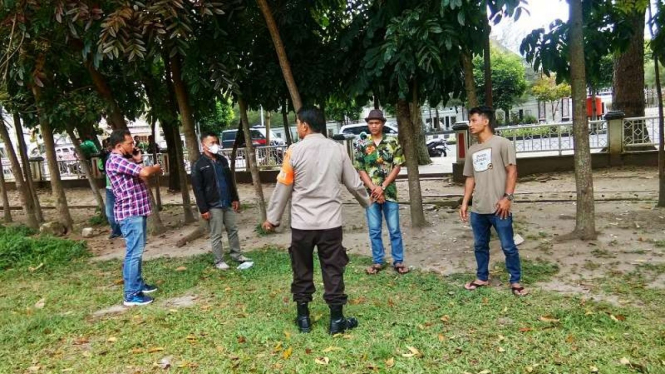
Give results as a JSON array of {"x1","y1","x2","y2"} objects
[{"x1": 191, "y1": 133, "x2": 251, "y2": 270}]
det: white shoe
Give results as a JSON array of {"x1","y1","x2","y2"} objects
[
  {"x1": 215, "y1": 261, "x2": 230, "y2": 270},
  {"x1": 234, "y1": 255, "x2": 252, "y2": 263}
]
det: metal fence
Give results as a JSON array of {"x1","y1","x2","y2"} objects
[
  {"x1": 623, "y1": 116, "x2": 662, "y2": 148},
  {"x1": 492, "y1": 120, "x2": 608, "y2": 155}
]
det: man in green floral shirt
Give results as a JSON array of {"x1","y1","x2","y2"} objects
[{"x1": 354, "y1": 109, "x2": 409, "y2": 275}]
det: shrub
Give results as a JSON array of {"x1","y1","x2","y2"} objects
[{"x1": 0, "y1": 225, "x2": 90, "y2": 270}]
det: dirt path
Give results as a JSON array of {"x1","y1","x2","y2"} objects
[{"x1": 6, "y1": 166, "x2": 664, "y2": 297}]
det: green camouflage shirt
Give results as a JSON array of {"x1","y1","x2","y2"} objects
[{"x1": 353, "y1": 133, "x2": 404, "y2": 202}]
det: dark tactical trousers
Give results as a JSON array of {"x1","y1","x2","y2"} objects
[{"x1": 289, "y1": 227, "x2": 349, "y2": 305}]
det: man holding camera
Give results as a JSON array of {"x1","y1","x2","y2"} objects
[{"x1": 106, "y1": 129, "x2": 163, "y2": 306}]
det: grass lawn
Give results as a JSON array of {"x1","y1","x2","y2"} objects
[{"x1": 1, "y1": 241, "x2": 665, "y2": 373}]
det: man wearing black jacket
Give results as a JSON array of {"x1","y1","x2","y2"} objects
[{"x1": 191, "y1": 133, "x2": 251, "y2": 270}]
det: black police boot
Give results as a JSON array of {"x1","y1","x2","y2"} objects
[
  {"x1": 328, "y1": 304, "x2": 358, "y2": 335},
  {"x1": 295, "y1": 303, "x2": 311, "y2": 333}
]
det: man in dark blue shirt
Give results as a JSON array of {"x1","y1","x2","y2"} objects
[{"x1": 191, "y1": 133, "x2": 251, "y2": 270}]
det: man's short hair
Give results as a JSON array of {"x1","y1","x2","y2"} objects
[
  {"x1": 200, "y1": 132, "x2": 218, "y2": 142},
  {"x1": 297, "y1": 106, "x2": 326, "y2": 134},
  {"x1": 110, "y1": 129, "x2": 131, "y2": 148},
  {"x1": 469, "y1": 106, "x2": 496, "y2": 132}
]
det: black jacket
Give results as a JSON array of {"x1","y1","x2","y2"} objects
[{"x1": 191, "y1": 155, "x2": 239, "y2": 214}]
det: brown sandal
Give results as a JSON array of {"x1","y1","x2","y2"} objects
[
  {"x1": 393, "y1": 262, "x2": 409, "y2": 274},
  {"x1": 365, "y1": 263, "x2": 384, "y2": 275}
]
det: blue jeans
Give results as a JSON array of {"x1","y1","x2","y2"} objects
[
  {"x1": 120, "y1": 215, "x2": 147, "y2": 299},
  {"x1": 105, "y1": 188, "x2": 122, "y2": 237},
  {"x1": 470, "y1": 212, "x2": 522, "y2": 283},
  {"x1": 366, "y1": 201, "x2": 404, "y2": 265}
]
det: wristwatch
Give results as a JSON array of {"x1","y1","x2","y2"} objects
[{"x1": 503, "y1": 193, "x2": 514, "y2": 201}]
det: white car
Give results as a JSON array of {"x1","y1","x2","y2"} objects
[
  {"x1": 251, "y1": 126, "x2": 285, "y2": 146},
  {"x1": 339, "y1": 123, "x2": 398, "y2": 137}
]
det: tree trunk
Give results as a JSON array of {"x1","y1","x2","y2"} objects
[
  {"x1": 65, "y1": 124, "x2": 106, "y2": 220},
  {"x1": 483, "y1": 17, "x2": 493, "y2": 108},
  {"x1": 147, "y1": 186, "x2": 166, "y2": 235},
  {"x1": 32, "y1": 86, "x2": 73, "y2": 231},
  {"x1": 396, "y1": 96, "x2": 427, "y2": 228},
  {"x1": 230, "y1": 120, "x2": 243, "y2": 185},
  {"x1": 373, "y1": 95, "x2": 380, "y2": 110},
  {"x1": 281, "y1": 101, "x2": 293, "y2": 145},
  {"x1": 169, "y1": 55, "x2": 200, "y2": 164},
  {"x1": 173, "y1": 124, "x2": 195, "y2": 223},
  {"x1": 14, "y1": 112, "x2": 42, "y2": 222},
  {"x1": 161, "y1": 120, "x2": 180, "y2": 191},
  {"x1": 85, "y1": 60, "x2": 127, "y2": 130},
  {"x1": 239, "y1": 97, "x2": 267, "y2": 223},
  {"x1": 409, "y1": 95, "x2": 431, "y2": 165},
  {"x1": 0, "y1": 109, "x2": 37, "y2": 228},
  {"x1": 657, "y1": 58, "x2": 665, "y2": 207},
  {"x1": 0, "y1": 151, "x2": 11, "y2": 223},
  {"x1": 613, "y1": 7, "x2": 650, "y2": 146},
  {"x1": 462, "y1": 51, "x2": 479, "y2": 108},
  {"x1": 151, "y1": 118, "x2": 162, "y2": 210},
  {"x1": 568, "y1": 0, "x2": 596, "y2": 240},
  {"x1": 256, "y1": 0, "x2": 303, "y2": 111}
]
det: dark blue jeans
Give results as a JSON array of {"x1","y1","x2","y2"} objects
[
  {"x1": 120, "y1": 216, "x2": 147, "y2": 299},
  {"x1": 366, "y1": 201, "x2": 404, "y2": 265},
  {"x1": 470, "y1": 212, "x2": 522, "y2": 283},
  {"x1": 105, "y1": 188, "x2": 122, "y2": 237}
]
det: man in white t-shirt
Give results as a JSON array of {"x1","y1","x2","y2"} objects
[{"x1": 459, "y1": 106, "x2": 528, "y2": 297}]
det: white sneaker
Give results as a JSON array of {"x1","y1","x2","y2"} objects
[
  {"x1": 215, "y1": 261, "x2": 230, "y2": 270},
  {"x1": 234, "y1": 255, "x2": 252, "y2": 263}
]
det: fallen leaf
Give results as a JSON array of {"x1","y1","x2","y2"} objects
[
  {"x1": 186, "y1": 335, "x2": 197, "y2": 344},
  {"x1": 131, "y1": 348, "x2": 144, "y2": 354},
  {"x1": 175, "y1": 266, "x2": 187, "y2": 271},
  {"x1": 283, "y1": 330, "x2": 291, "y2": 340},
  {"x1": 282, "y1": 347, "x2": 292, "y2": 360},
  {"x1": 113, "y1": 279, "x2": 124, "y2": 285},
  {"x1": 440, "y1": 315, "x2": 450, "y2": 323},
  {"x1": 619, "y1": 357, "x2": 631, "y2": 365},
  {"x1": 73, "y1": 337, "x2": 89, "y2": 345},
  {"x1": 497, "y1": 335, "x2": 506, "y2": 341},
  {"x1": 497, "y1": 347, "x2": 505, "y2": 353},
  {"x1": 34, "y1": 298, "x2": 46, "y2": 309},
  {"x1": 566, "y1": 335, "x2": 575, "y2": 343},
  {"x1": 539, "y1": 316, "x2": 560, "y2": 323},
  {"x1": 315, "y1": 357, "x2": 330, "y2": 365},
  {"x1": 609, "y1": 314, "x2": 626, "y2": 322},
  {"x1": 27, "y1": 365, "x2": 40, "y2": 372},
  {"x1": 237, "y1": 336, "x2": 246, "y2": 344},
  {"x1": 385, "y1": 357, "x2": 395, "y2": 368},
  {"x1": 502, "y1": 306, "x2": 508, "y2": 313},
  {"x1": 525, "y1": 366, "x2": 533, "y2": 373},
  {"x1": 305, "y1": 348, "x2": 312, "y2": 354},
  {"x1": 590, "y1": 366, "x2": 599, "y2": 372},
  {"x1": 349, "y1": 296, "x2": 367, "y2": 305},
  {"x1": 438, "y1": 334, "x2": 445, "y2": 342},
  {"x1": 107, "y1": 337, "x2": 117, "y2": 343},
  {"x1": 148, "y1": 347, "x2": 164, "y2": 353},
  {"x1": 478, "y1": 370, "x2": 491, "y2": 374},
  {"x1": 402, "y1": 346, "x2": 423, "y2": 358},
  {"x1": 29, "y1": 263, "x2": 44, "y2": 272},
  {"x1": 519, "y1": 327, "x2": 533, "y2": 332},
  {"x1": 273, "y1": 342, "x2": 283, "y2": 352},
  {"x1": 322, "y1": 346, "x2": 342, "y2": 353}
]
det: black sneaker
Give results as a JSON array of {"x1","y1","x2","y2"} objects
[
  {"x1": 142, "y1": 284, "x2": 158, "y2": 294},
  {"x1": 123, "y1": 292, "x2": 154, "y2": 306}
]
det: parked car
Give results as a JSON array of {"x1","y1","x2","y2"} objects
[
  {"x1": 252, "y1": 126, "x2": 286, "y2": 146},
  {"x1": 221, "y1": 129, "x2": 268, "y2": 149},
  {"x1": 338, "y1": 123, "x2": 398, "y2": 137}
]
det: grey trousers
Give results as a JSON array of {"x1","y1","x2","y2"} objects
[{"x1": 208, "y1": 207, "x2": 243, "y2": 263}]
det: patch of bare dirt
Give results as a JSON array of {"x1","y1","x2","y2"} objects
[{"x1": 5, "y1": 166, "x2": 665, "y2": 296}]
